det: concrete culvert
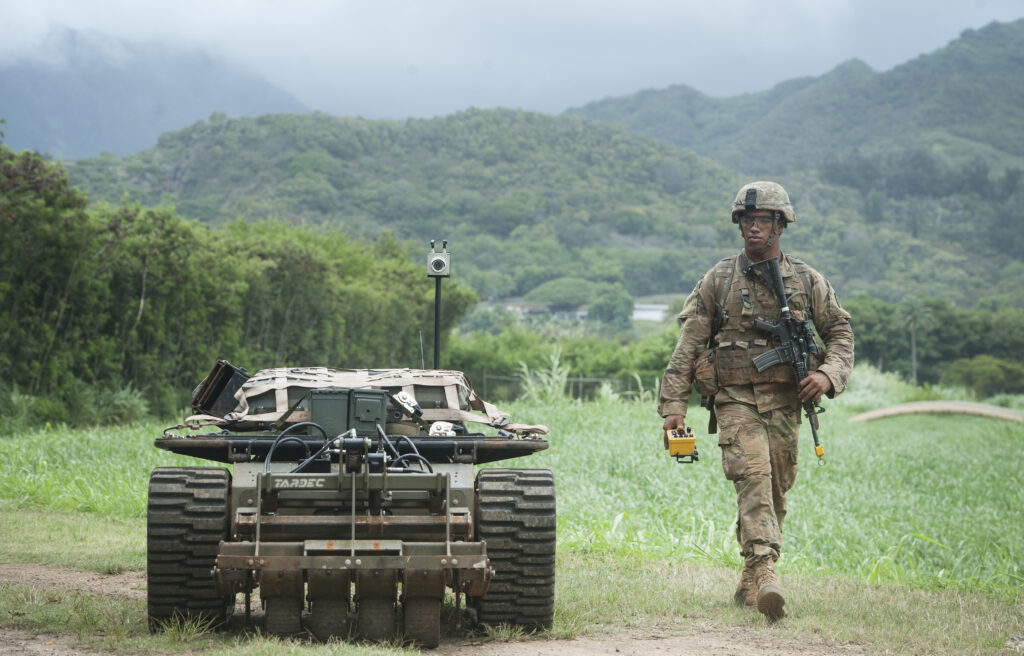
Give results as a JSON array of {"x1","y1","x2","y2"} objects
[{"x1": 848, "y1": 400, "x2": 1023, "y2": 423}]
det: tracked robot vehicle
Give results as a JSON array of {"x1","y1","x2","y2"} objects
[{"x1": 148, "y1": 363, "x2": 554, "y2": 646}]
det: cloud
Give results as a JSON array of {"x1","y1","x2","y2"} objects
[{"x1": 2, "y1": 0, "x2": 1022, "y2": 118}]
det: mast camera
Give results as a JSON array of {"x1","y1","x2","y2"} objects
[{"x1": 427, "y1": 239, "x2": 451, "y2": 277}]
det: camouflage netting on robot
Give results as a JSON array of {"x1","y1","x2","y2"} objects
[{"x1": 186, "y1": 366, "x2": 549, "y2": 436}]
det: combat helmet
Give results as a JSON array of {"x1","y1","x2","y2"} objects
[{"x1": 731, "y1": 181, "x2": 795, "y2": 224}]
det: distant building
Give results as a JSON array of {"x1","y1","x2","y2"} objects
[
  {"x1": 632, "y1": 304, "x2": 668, "y2": 322},
  {"x1": 485, "y1": 300, "x2": 667, "y2": 323}
]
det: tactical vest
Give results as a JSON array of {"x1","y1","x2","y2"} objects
[{"x1": 709, "y1": 255, "x2": 819, "y2": 387}]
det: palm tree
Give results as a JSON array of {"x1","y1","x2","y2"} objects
[{"x1": 895, "y1": 296, "x2": 936, "y2": 385}]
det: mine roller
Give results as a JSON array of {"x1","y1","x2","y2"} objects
[{"x1": 147, "y1": 362, "x2": 555, "y2": 646}]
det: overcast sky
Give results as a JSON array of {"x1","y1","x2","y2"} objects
[{"x1": 2, "y1": 0, "x2": 1023, "y2": 119}]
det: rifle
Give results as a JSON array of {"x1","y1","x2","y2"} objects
[{"x1": 750, "y1": 258, "x2": 826, "y2": 464}]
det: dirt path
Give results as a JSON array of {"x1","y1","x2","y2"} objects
[
  {"x1": 434, "y1": 630, "x2": 869, "y2": 656},
  {"x1": 0, "y1": 563, "x2": 146, "y2": 602},
  {"x1": 0, "y1": 561, "x2": 869, "y2": 656}
]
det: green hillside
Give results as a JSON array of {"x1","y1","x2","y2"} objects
[
  {"x1": 563, "y1": 19, "x2": 1024, "y2": 308},
  {"x1": 568, "y1": 19, "x2": 1024, "y2": 176},
  {"x1": 65, "y1": 105, "x2": 1023, "y2": 308},
  {"x1": 68, "y1": 109, "x2": 746, "y2": 300}
]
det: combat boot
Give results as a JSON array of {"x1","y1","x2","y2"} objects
[
  {"x1": 754, "y1": 558, "x2": 787, "y2": 620},
  {"x1": 733, "y1": 557, "x2": 758, "y2": 607}
]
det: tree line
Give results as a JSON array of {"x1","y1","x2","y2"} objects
[
  {"x1": 843, "y1": 294, "x2": 1024, "y2": 397},
  {"x1": 448, "y1": 295, "x2": 1024, "y2": 402},
  {"x1": 0, "y1": 143, "x2": 474, "y2": 426}
]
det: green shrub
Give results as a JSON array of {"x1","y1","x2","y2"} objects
[
  {"x1": 985, "y1": 393, "x2": 1024, "y2": 410},
  {"x1": 62, "y1": 378, "x2": 101, "y2": 427},
  {"x1": 100, "y1": 385, "x2": 150, "y2": 426},
  {"x1": 899, "y1": 382, "x2": 975, "y2": 403},
  {"x1": 941, "y1": 355, "x2": 1024, "y2": 397},
  {"x1": 0, "y1": 387, "x2": 69, "y2": 435},
  {"x1": 0, "y1": 381, "x2": 152, "y2": 432}
]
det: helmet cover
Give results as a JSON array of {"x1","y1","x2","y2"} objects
[{"x1": 731, "y1": 181, "x2": 795, "y2": 224}]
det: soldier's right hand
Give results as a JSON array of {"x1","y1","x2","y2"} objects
[{"x1": 662, "y1": 414, "x2": 686, "y2": 448}]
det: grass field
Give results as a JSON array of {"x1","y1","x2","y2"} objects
[
  {"x1": 1, "y1": 364, "x2": 1022, "y2": 654},
  {"x1": 505, "y1": 365, "x2": 1024, "y2": 595}
]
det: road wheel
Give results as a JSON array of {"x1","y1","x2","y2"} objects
[
  {"x1": 472, "y1": 468, "x2": 556, "y2": 628},
  {"x1": 146, "y1": 467, "x2": 232, "y2": 631}
]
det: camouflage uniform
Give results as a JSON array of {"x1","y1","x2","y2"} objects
[{"x1": 659, "y1": 251, "x2": 854, "y2": 561}]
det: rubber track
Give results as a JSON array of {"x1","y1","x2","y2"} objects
[
  {"x1": 147, "y1": 467, "x2": 232, "y2": 626},
  {"x1": 473, "y1": 468, "x2": 556, "y2": 627}
]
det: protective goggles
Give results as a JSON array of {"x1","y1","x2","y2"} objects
[{"x1": 737, "y1": 215, "x2": 777, "y2": 228}]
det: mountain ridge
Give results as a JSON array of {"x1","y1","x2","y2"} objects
[
  {"x1": 0, "y1": 26, "x2": 307, "y2": 159},
  {"x1": 567, "y1": 19, "x2": 1024, "y2": 174}
]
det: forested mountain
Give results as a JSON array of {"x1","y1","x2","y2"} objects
[
  {"x1": 0, "y1": 27, "x2": 307, "y2": 159},
  {"x1": 568, "y1": 19, "x2": 1024, "y2": 177},
  {"x1": 66, "y1": 110, "x2": 745, "y2": 301},
  {"x1": 563, "y1": 19, "x2": 1024, "y2": 309},
  {"x1": 64, "y1": 107, "x2": 1022, "y2": 309}
]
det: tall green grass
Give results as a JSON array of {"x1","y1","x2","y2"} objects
[
  {"x1": 501, "y1": 364, "x2": 1024, "y2": 596},
  {"x1": 0, "y1": 423, "x2": 206, "y2": 517},
  {"x1": 1, "y1": 364, "x2": 1021, "y2": 597}
]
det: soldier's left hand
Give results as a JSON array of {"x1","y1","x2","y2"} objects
[{"x1": 798, "y1": 371, "x2": 832, "y2": 404}]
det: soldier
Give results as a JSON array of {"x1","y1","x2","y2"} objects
[{"x1": 659, "y1": 181, "x2": 854, "y2": 620}]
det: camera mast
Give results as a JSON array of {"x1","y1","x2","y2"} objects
[{"x1": 427, "y1": 240, "x2": 451, "y2": 369}]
